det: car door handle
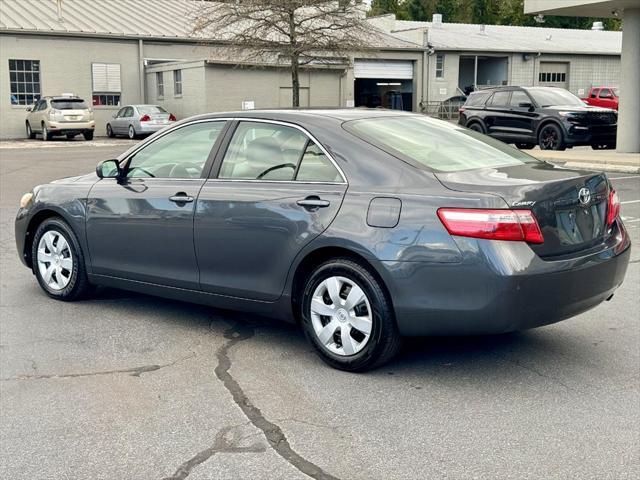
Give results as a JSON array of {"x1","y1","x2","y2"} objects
[
  {"x1": 297, "y1": 196, "x2": 330, "y2": 209},
  {"x1": 169, "y1": 193, "x2": 194, "y2": 203}
]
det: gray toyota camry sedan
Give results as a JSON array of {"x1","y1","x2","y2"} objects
[{"x1": 15, "y1": 109, "x2": 631, "y2": 371}]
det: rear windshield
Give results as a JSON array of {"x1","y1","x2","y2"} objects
[
  {"x1": 527, "y1": 88, "x2": 583, "y2": 107},
  {"x1": 344, "y1": 116, "x2": 538, "y2": 173},
  {"x1": 51, "y1": 99, "x2": 88, "y2": 110},
  {"x1": 138, "y1": 105, "x2": 167, "y2": 114}
]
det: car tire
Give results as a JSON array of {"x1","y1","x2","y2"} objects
[
  {"x1": 592, "y1": 143, "x2": 615, "y2": 150},
  {"x1": 538, "y1": 124, "x2": 566, "y2": 151},
  {"x1": 467, "y1": 122, "x2": 485, "y2": 134},
  {"x1": 106, "y1": 124, "x2": 115, "y2": 138},
  {"x1": 300, "y1": 258, "x2": 401, "y2": 372},
  {"x1": 83, "y1": 131, "x2": 94, "y2": 141},
  {"x1": 128, "y1": 125, "x2": 136, "y2": 139},
  {"x1": 516, "y1": 143, "x2": 535, "y2": 150},
  {"x1": 31, "y1": 217, "x2": 91, "y2": 301},
  {"x1": 26, "y1": 122, "x2": 36, "y2": 139},
  {"x1": 41, "y1": 123, "x2": 52, "y2": 141}
]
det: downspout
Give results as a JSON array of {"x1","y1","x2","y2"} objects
[
  {"x1": 422, "y1": 29, "x2": 429, "y2": 110},
  {"x1": 138, "y1": 39, "x2": 146, "y2": 103}
]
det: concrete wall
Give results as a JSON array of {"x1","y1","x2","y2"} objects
[{"x1": 0, "y1": 34, "x2": 143, "y2": 138}]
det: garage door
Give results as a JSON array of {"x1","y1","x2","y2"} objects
[
  {"x1": 538, "y1": 62, "x2": 569, "y2": 89},
  {"x1": 354, "y1": 59, "x2": 414, "y2": 79}
]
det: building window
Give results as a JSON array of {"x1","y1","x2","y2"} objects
[
  {"x1": 92, "y1": 63, "x2": 121, "y2": 106},
  {"x1": 9, "y1": 59, "x2": 41, "y2": 105},
  {"x1": 435, "y1": 54, "x2": 444, "y2": 78},
  {"x1": 157, "y1": 72, "x2": 164, "y2": 98},
  {"x1": 173, "y1": 70, "x2": 182, "y2": 96}
]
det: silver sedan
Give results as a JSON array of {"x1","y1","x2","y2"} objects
[{"x1": 106, "y1": 104, "x2": 176, "y2": 139}]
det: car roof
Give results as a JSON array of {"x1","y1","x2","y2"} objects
[{"x1": 189, "y1": 108, "x2": 422, "y2": 125}]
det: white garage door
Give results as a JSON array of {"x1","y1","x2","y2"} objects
[
  {"x1": 538, "y1": 62, "x2": 569, "y2": 89},
  {"x1": 354, "y1": 59, "x2": 414, "y2": 79}
]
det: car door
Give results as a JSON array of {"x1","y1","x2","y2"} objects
[
  {"x1": 506, "y1": 90, "x2": 537, "y2": 139},
  {"x1": 86, "y1": 120, "x2": 228, "y2": 289},
  {"x1": 484, "y1": 90, "x2": 512, "y2": 139},
  {"x1": 598, "y1": 88, "x2": 615, "y2": 109},
  {"x1": 118, "y1": 106, "x2": 134, "y2": 134},
  {"x1": 111, "y1": 107, "x2": 127, "y2": 134},
  {"x1": 194, "y1": 120, "x2": 347, "y2": 301}
]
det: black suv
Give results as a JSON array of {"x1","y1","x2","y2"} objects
[{"x1": 458, "y1": 86, "x2": 617, "y2": 150}]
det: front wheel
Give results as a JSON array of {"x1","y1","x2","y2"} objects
[
  {"x1": 300, "y1": 258, "x2": 401, "y2": 371},
  {"x1": 468, "y1": 122, "x2": 485, "y2": 134},
  {"x1": 41, "y1": 124, "x2": 52, "y2": 141},
  {"x1": 31, "y1": 218, "x2": 91, "y2": 301},
  {"x1": 538, "y1": 124, "x2": 566, "y2": 151},
  {"x1": 106, "y1": 124, "x2": 114, "y2": 138}
]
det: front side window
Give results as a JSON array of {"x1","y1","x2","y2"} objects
[
  {"x1": 590, "y1": 89, "x2": 599, "y2": 98},
  {"x1": 599, "y1": 88, "x2": 612, "y2": 98},
  {"x1": 344, "y1": 116, "x2": 538, "y2": 173},
  {"x1": 173, "y1": 70, "x2": 182, "y2": 96},
  {"x1": 126, "y1": 121, "x2": 225, "y2": 179},
  {"x1": 435, "y1": 54, "x2": 444, "y2": 78},
  {"x1": 9, "y1": 59, "x2": 41, "y2": 105},
  {"x1": 527, "y1": 87, "x2": 583, "y2": 107},
  {"x1": 509, "y1": 91, "x2": 530, "y2": 107},
  {"x1": 92, "y1": 63, "x2": 121, "y2": 107},
  {"x1": 157, "y1": 72, "x2": 164, "y2": 98}
]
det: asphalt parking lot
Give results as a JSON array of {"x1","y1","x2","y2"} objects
[{"x1": 1, "y1": 140, "x2": 639, "y2": 479}]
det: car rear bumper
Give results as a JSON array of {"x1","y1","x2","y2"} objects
[
  {"x1": 385, "y1": 220, "x2": 631, "y2": 336},
  {"x1": 137, "y1": 122, "x2": 174, "y2": 133},
  {"x1": 48, "y1": 120, "x2": 95, "y2": 133}
]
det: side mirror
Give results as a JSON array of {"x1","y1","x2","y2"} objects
[
  {"x1": 518, "y1": 102, "x2": 534, "y2": 111},
  {"x1": 26, "y1": 105, "x2": 33, "y2": 112},
  {"x1": 96, "y1": 159, "x2": 121, "y2": 179}
]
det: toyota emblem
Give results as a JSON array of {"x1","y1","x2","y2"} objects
[{"x1": 578, "y1": 187, "x2": 591, "y2": 205}]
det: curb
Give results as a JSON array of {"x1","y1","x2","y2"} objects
[{"x1": 562, "y1": 161, "x2": 640, "y2": 174}]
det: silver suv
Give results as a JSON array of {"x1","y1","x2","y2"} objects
[{"x1": 26, "y1": 96, "x2": 95, "y2": 141}]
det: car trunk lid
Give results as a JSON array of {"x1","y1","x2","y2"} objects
[{"x1": 435, "y1": 162, "x2": 611, "y2": 258}]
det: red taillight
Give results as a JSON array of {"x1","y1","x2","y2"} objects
[
  {"x1": 437, "y1": 208, "x2": 544, "y2": 244},
  {"x1": 606, "y1": 189, "x2": 620, "y2": 227},
  {"x1": 169, "y1": 113, "x2": 176, "y2": 121},
  {"x1": 139, "y1": 114, "x2": 151, "y2": 122}
]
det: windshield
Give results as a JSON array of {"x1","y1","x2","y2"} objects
[
  {"x1": 527, "y1": 88, "x2": 583, "y2": 107},
  {"x1": 51, "y1": 99, "x2": 88, "y2": 110},
  {"x1": 344, "y1": 116, "x2": 538, "y2": 173},
  {"x1": 138, "y1": 105, "x2": 167, "y2": 114}
]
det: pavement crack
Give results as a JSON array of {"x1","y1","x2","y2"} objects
[
  {"x1": 507, "y1": 357, "x2": 576, "y2": 392},
  {"x1": 161, "y1": 424, "x2": 265, "y2": 480},
  {"x1": 1, "y1": 354, "x2": 195, "y2": 381},
  {"x1": 215, "y1": 321, "x2": 343, "y2": 480}
]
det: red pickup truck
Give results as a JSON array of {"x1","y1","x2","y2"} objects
[{"x1": 582, "y1": 87, "x2": 619, "y2": 110}]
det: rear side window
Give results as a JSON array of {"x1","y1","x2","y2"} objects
[
  {"x1": 487, "y1": 91, "x2": 510, "y2": 106},
  {"x1": 218, "y1": 122, "x2": 342, "y2": 182},
  {"x1": 344, "y1": 116, "x2": 538, "y2": 173},
  {"x1": 51, "y1": 99, "x2": 88, "y2": 110}
]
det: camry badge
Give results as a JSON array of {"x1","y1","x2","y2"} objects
[{"x1": 578, "y1": 187, "x2": 591, "y2": 206}]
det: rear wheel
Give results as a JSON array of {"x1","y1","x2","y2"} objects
[
  {"x1": 41, "y1": 123, "x2": 52, "y2": 141},
  {"x1": 26, "y1": 122, "x2": 36, "y2": 139},
  {"x1": 106, "y1": 124, "x2": 114, "y2": 138},
  {"x1": 467, "y1": 122, "x2": 485, "y2": 134},
  {"x1": 83, "y1": 131, "x2": 94, "y2": 141},
  {"x1": 538, "y1": 124, "x2": 566, "y2": 151},
  {"x1": 300, "y1": 258, "x2": 401, "y2": 372},
  {"x1": 31, "y1": 218, "x2": 91, "y2": 301},
  {"x1": 516, "y1": 143, "x2": 535, "y2": 150},
  {"x1": 128, "y1": 125, "x2": 136, "y2": 139}
]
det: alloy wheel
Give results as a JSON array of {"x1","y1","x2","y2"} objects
[
  {"x1": 309, "y1": 276, "x2": 373, "y2": 356},
  {"x1": 540, "y1": 128, "x2": 558, "y2": 149},
  {"x1": 37, "y1": 231, "x2": 73, "y2": 290}
]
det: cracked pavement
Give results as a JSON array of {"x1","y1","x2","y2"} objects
[{"x1": 1, "y1": 143, "x2": 639, "y2": 479}]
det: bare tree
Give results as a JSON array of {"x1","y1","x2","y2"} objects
[{"x1": 190, "y1": 1, "x2": 373, "y2": 107}]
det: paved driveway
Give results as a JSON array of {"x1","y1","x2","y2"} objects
[{"x1": 1, "y1": 142, "x2": 639, "y2": 479}]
